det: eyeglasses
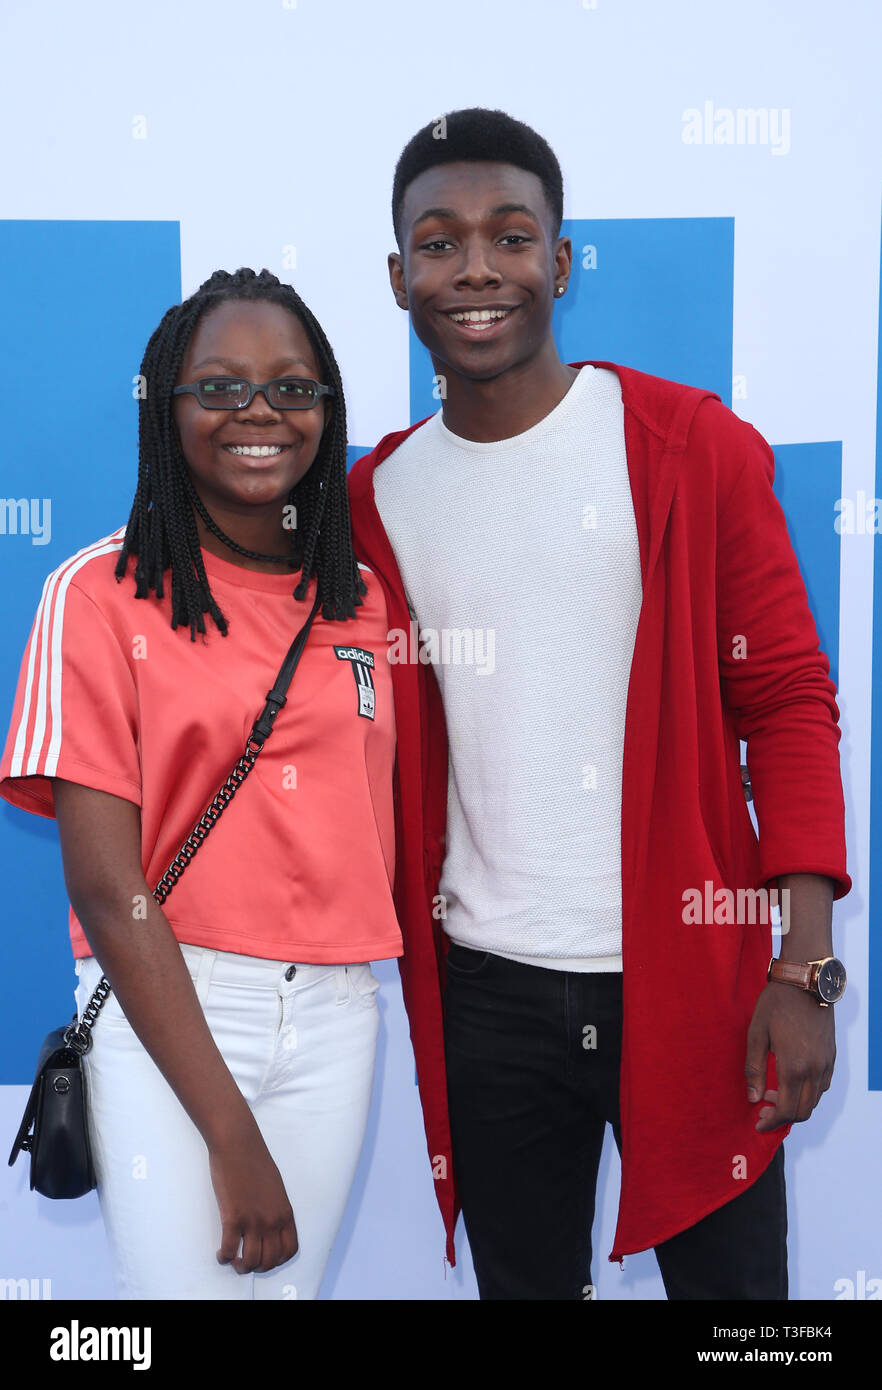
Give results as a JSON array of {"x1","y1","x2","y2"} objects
[{"x1": 173, "y1": 377, "x2": 335, "y2": 411}]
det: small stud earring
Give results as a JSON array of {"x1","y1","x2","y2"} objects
[{"x1": 556, "y1": 285, "x2": 565, "y2": 296}]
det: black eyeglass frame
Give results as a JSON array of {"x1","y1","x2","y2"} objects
[{"x1": 172, "y1": 377, "x2": 336, "y2": 411}]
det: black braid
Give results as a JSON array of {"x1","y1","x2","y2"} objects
[{"x1": 115, "y1": 267, "x2": 367, "y2": 639}]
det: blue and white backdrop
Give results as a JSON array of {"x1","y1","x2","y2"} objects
[{"x1": 0, "y1": 0, "x2": 880, "y2": 1300}]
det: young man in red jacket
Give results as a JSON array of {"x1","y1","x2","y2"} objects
[{"x1": 347, "y1": 107, "x2": 850, "y2": 1299}]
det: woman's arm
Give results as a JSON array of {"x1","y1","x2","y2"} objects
[{"x1": 53, "y1": 777, "x2": 298, "y2": 1276}]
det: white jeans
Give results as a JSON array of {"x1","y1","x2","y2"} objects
[{"x1": 73, "y1": 943, "x2": 380, "y2": 1300}]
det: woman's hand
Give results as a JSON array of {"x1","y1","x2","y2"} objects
[{"x1": 209, "y1": 1126, "x2": 299, "y2": 1274}]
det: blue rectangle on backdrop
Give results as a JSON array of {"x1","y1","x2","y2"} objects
[
  {"x1": 0, "y1": 220, "x2": 181, "y2": 1082},
  {"x1": 771, "y1": 442, "x2": 841, "y2": 690}
]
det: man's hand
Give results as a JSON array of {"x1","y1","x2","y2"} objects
[{"x1": 745, "y1": 981, "x2": 836, "y2": 1131}]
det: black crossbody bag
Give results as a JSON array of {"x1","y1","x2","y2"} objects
[{"x1": 8, "y1": 591, "x2": 322, "y2": 1198}]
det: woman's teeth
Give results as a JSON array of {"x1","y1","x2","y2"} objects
[{"x1": 223, "y1": 445, "x2": 286, "y2": 457}]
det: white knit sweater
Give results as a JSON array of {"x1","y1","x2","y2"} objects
[{"x1": 373, "y1": 365, "x2": 642, "y2": 970}]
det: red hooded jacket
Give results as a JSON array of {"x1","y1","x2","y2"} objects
[{"x1": 347, "y1": 361, "x2": 851, "y2": 1265}]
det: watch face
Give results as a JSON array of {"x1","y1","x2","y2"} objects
[{"x1": 817, "y1": 958, "x2": 847, "y2": 1003}]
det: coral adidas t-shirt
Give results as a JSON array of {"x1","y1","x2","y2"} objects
[{"x1": 0, "y1": 527, "x2": 401, "y2": 964}]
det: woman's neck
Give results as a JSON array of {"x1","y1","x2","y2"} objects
[{"x1": 192, "y1": 504, "x2": 301, "y2": 575}]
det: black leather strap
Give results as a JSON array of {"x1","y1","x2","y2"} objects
[{"x1": 251, "y1": 591, "x2": 322, "y2": 746}]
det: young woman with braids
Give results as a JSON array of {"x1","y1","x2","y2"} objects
[{"x1": 0, "y1": 268, "x2": 401, "y2": 1299}]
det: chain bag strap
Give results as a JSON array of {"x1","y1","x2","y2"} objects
[{"x1": 62, "y1": 589, "x2": 323, "y2": 1056}]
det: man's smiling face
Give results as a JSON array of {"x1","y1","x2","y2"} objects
[{"x1": 389, "y1": 161, "x2": 571, "y2": 384}]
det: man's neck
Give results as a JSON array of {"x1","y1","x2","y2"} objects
[{"x1": 437, "y1": 343, "x2": 579, "y2": 443}]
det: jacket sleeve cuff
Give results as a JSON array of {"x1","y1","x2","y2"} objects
[{"x1": 761, "y1": 865, "x2": 852, "y2": 902}]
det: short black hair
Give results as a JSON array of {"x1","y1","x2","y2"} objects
[
  {"x1": 391, "y1": 107, "x2": 564, "y2": 246},
  {"x1": 115, "y1": 268, "x2": 366, "y2": 639}
]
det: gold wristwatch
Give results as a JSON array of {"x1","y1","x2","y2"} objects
[{"x1": 767, "y1": 956, "x2": 847, "y2": 1007}]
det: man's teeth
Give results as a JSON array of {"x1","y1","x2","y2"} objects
[
  {"x1": 224, "y1": 445, "x2": 286, "y2": 457},
  {"x1": 448, "y1": 308, "x2": 511, "y2": 328}
]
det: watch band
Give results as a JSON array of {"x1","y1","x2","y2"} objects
[
  {"x1": 767, "y1": 959, "x2": 815, "y2": 991},
  {"x1": 767, "y1": 955, "x2": 846, "y2": 1006}
]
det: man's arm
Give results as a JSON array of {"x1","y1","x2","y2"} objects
[
  {"x1": 714, "y1": 416, "x2": 849, "y2": 897},
  {"x1": 712, "y1": 414, "x2": 849, "y2": 1130}
]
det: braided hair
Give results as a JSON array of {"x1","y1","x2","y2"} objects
[{"x1": 115, "y1": 267, "x2": 366, "y2": 638}]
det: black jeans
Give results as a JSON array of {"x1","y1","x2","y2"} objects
[{"x1": 442, "y1": 943, "x2": 788, "y2": 1300}]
